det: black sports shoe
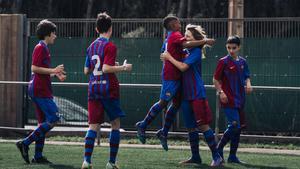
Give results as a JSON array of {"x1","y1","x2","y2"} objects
[
  {"x1": 32, "y1": 156, "x2": 52, "y2": 164},
  {"x1": 16, "y1": 141, "x2": 30, "y2": 164}
]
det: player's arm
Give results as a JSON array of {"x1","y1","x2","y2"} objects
[
  {"x1": 31, "y1": 64, "x2": 64, "y2": 75},
  {"x1": 213, "y1": 60, "x2": 228, "y2": 103},
  {"x1": 182, "y1": 38, "x2": 215, "y2": 48},
  {"x1": 102, "y1": 63, "x2": 132, "y2": 73},
  {"x1": 245, "y1": 78, "x2": 253, "y2": 94},
  {"x1": 160, "y1": 52, "x2": 189, "y2": 72}
]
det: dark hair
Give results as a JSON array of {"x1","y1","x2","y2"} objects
[
  {"x1": 36, "y1": 19, "x2": 56, "y2": 40},
  {"x1": 163, "y1": 14, "x2": 179, "y2": 30},
  {"x1": 96, "y1": 12, "x2": 112, "y2": 33},
  {"x1": 226, "y1": 35, "x2": 240, "y2": 46}
]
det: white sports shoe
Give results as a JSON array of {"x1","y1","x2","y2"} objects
[
  {"x1": 106, "y1": 162, "x2": 119, "y2": 169},
  {"x1": 81, "y1": 161, "x2": 93, "y2": 169},
  {"x1": 211, "y1": 157, "x2": 224, "y2": 167}
]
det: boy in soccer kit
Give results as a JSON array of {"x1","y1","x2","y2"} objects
[
  {"x1": 161, "y1": 24, "x2": 223, "y2": 166},
  {"x1": 135, "y1": 15, "x2": 215, "y2": 151},
  {"x1": 16, "y1": 19, "x2": 66, "y2": 164},
  {"x1": 81, "y1": 13, "x2": 132, "y2": 169},
  {"x1": 213, "y1": 35, "x2": 252, "y2": 163}
]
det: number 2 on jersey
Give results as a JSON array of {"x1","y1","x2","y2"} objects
[{"x1": 92, "y1": 55, "x2": 102, "y2": 76}]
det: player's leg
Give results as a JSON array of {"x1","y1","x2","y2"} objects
[
  {"x1": 102, "y1": 98, "x2": 125, "y2": 169},
  {"x1": 179, "y1": 100, "x2": 202, "y2": 164},
  {"x1": 31, "y1": 103, "x2": 51, "y2": 164},
  {"x1": 17, "y1": 98, "x2": 59, "y2": 164},
  {"x1": 82, "y1": 100, "x2": 104, "y2": 169},
  {"x1": 228, "y1": 109, "x2": 243, "y2": 163},
  {"x1": 193, "y1": 99, "x2": 223, "y2": 166},
  {"x1": 156, "y1": 80, "x2": 180, "y2": 149}
]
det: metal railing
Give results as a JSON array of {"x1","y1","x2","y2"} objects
[
  {"x1": 27, "y1": 18, "x2": 300, "y2": 38},
  {"x1": 1, "y1": 81, "x2": 300, "y2": 134}
]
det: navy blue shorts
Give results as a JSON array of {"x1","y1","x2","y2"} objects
[
  {"x1": 159, "y1": 80, "x2": 181, "y2": 102},
  {"x1": 31, "y1": 97, "x2": 59, "y2": 123},
  {"x1": 223, "y1": 107, "x2": 241, "y2": 128}
]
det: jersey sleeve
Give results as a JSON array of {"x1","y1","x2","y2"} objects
[
  {"x1": 183, "y1": 48, "x2": 201, "y2": 66},
  {"x1": 103, "y1": 43, "x2": 117, "y2": 66},
  {"x1": 214, "y1": 59, "x2": 225, "y2": 81},
  {"x1": 84, "y1": 48, "x2": 91, "y2": 68},
  {"x1": 243, "y1": 61, "x2": 250, "y2": 79},
  {"x1": 32, "y1": 45, "x2": 44, "y2": 67},
  {"x1": 172, "y1": 32, "x2": 186, "y2": 45}
]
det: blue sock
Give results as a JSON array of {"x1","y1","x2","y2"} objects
[
  {"x1": 23, "y1": 122, "x2": 52, "y2": 146},
  {"x1": 34, "y1": 136, "x2": 45, "y2": 159},
  {"x1": 203, "y1": 129, "x2": 219, "y2": 160},
  {"x1": 140, "y1": 102, "x2": 163, "y2": 129},
  {"x1": 109, "y1": 130, "x2": 120, "y2": 164},
  {"x1": 162, "y1": 106, "x2": 178, "y2": 136},
  {"x1": 229, "y1": 128, "x2": 241, "y2": 158},
  {"x1": 188, "y1": 131, "x2": 201, "y2": 161},
  {"x1": 217, "y1": 127, "x2": 233, "y2": 158},
  {"x1": 84, "y1": 130, "x2": 97, "y2": 163}
]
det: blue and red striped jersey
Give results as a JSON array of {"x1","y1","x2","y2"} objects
[
  {"x1": 28, "y1": 41, "x2": 52, "y2": 98},
  {"x1": 182, "y1": 47, "x2": 206, "y2": 100},
  {"x1": 85, "y1": 37, "x2": 119, "y2": 100},
  {"x1": 161, "y1": 31, "x2": 186, "y2": 80},
  {"x1": 214, "y1": 55, "x2": 250, "y2": 108}
]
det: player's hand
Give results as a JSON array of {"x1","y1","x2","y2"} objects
[
  {"x1": 123, "y1": 64, "x2": 132, "y2": 72},
  {"x1": 115, "y1": 62, "x2": 120, "y2": 66},
  {"x1": 53, "y1": 64, "x2": 64, "y2": 74},
  {"x1": 160, "y1": 52, "x2": 171, "y2": 61},
  {"x1": 56, "y1": 72, "x2": 67, "y2": 81},
  {"x1": 245, "y1": 85, "x2": 253, "y2": 94},
  {"x1": 205, "y1": 38, "x2": 216, "y2": 47},
  {"x1": 220, "y1": 92, "x2": 228, "y2": 103}
]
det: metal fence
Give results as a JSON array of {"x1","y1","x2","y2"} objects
[
  {"x1": 28, "y1": 18, "x2": 300, "y2": 38},
  {"x1": 19, "y1": 17, "x2": 300, "y2": 134}
]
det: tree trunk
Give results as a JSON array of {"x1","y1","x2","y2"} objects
[
  {"x1": 187, "y1": 0, "x2": 192, "y2": 18},
  {"x1": 177, "y1": 0, "x2": 186, "y2": 18}
]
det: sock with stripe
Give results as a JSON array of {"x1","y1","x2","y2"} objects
[
  {"x1": 162, "y1": 106, "x2": 178, "y2": 136},
  {"x1": 140, "y1": 102, "x2": 163, "y2": 129},
  {"x1": 109, "y1": 130, "x2": 120, "y2": 164},
  {"x1": 229, "y1": 128, "x2": 241, "y2": 158},
  {"x1": 83, "y1": 130, "x2": 97, "y2": 163},
  {"x1": 203, "y1": 129, "x2": 219, "y2": 160},
  {"x1": 34, "y1": 136, "x2": 45, "y2": 159},
  {"x1": 217, "y1": 127, "x2": 234, "y2": 158},
  {"x1": 23, "y1": 122, "x2": 52, "y2": 146}
]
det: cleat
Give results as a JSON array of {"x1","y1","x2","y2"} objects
[
  {"x1": 16, "y1": 141, "x2": 30, "y2": 164},
  {"x1": 135, "y1": 122, "x2": 146, "y2": 144},
  {"x1": 211, "y1": 156, "x2": 224, "y2": 167},
  {"x1": 31, "y1": 156, "x2": 52, "y2": 164},
  {"x1": 81, "y1": 161, "x2": 93, "y2": 169},
  {"x1": 106, "y1": 162, "x2": 119, "y2": 169},
  {"x1": 179, "y1": 157, "x2": 202, "y2": 165},
  {"x1": 156, "y1": 129, "x2": 168, "y2": 151},
  {"x1": 228, "y1": 156, "x2": 246, "y2": 164}
]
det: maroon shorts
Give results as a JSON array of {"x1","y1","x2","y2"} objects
[{"x1": 88, "y1": 100, "x2": 105, "y2": 124}]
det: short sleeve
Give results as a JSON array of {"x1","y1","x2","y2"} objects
[
  {"x1": 243, "y1": 61, "x2": 250, "y2": 79},
  {"x1": 32, "y1": 45, "x2": 44, "y2": 67},
  {"x1": 84, "y1": 48, "x2": 91, "y2": 68},
  {"x1": 183, "y1": 48, "x2": 201, "y2": 66},
  {"x1": 214, "y1": 59, "x2": 225, "y2": 81},
  {"x1": 103, "y1": 43, "x2": 117, "y2": 66}
]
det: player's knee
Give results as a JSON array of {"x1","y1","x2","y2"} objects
[
  {"x1": 111, "y1": 118, "x2": 120, "y2": 130},
  {"x1": 158, "y1": 100, "x2": 168, "y2": 108},
  {"x1": 198, "y1": 124, "x2": 210, "y2": 132},
  {"x1": 187, "y1": 128, "x2": 197, "y2": 132},
  {"x1": 89, "y1": 124, "x2": 100, "y2": 131}
]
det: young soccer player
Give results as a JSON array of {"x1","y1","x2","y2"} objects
[
  {"x1": 161, "y1": 24, "x2": 223, "y2": 166},
  {"x1": 213, "y1": 35, "x2": 252, "y2": 163},
  {"x1": 16, "y1": 19, "x2": 66, "y2": 164},
  {"x1": 135, "y1": 15, "x2": 215, "y2": 151},
  {"x1": 81, "y1": 12, "x2": 132, "y2": 169}
]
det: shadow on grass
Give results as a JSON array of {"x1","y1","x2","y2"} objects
[
  {"x1": 49, "y1": 164, "x2": 78, "y2": 169},
  {"x1": 231, "y1": 163, "x2": 287, "y2": 169}
]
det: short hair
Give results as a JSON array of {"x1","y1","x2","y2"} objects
[
  {"x1": 96, "y1": 12, "x2": 112, "y2": 33},
  {"x1": 36, "y1": 19, "x2": 56, "y2": 40},
  {"x1": 226, "y1": 35, "x2": 241, "y2": 46},
  {"x1": 163, "y1": 14, "x2": 179, "y2": 30}
]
